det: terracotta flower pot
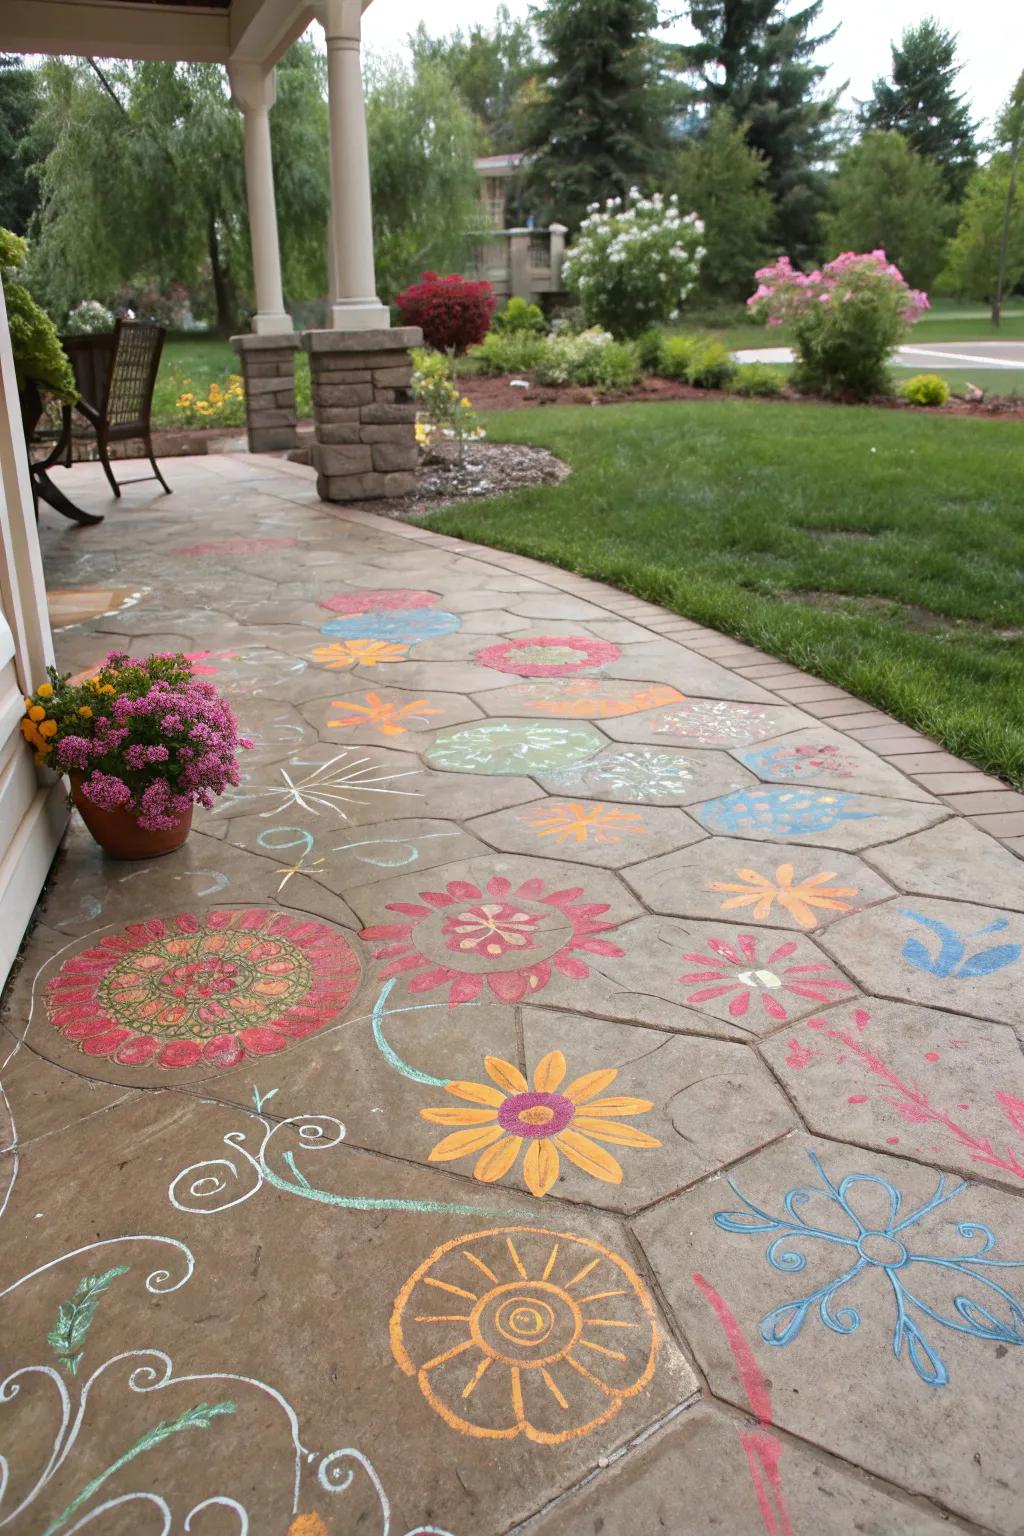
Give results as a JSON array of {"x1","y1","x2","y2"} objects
[{"x1": 70, "y1": 775, "x2": 193, "y2": 860}]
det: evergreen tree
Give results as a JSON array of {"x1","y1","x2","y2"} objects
[
  {"x1": 410, "y1": 8, "x2": 540, "y2": 153},
  {"x1": 862, "y1": 20, "x2": 977, "y2": 202},
  {"x1": 673, "y1": 107, "x2": 773, "y2": 300},
  {"x1": 824, "y1": 131, "x2": 953, "y2": 291},
  {"x1": 0, "y1": 56, "x2": 40, "y2": 234},
  {"x1": 682, "y1": 0, "x2": 842, "y2": 264},
  {"x1": 520, "y1": 0, "x2": 676, "y2": 230}
]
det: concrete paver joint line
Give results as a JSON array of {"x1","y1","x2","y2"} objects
[{"x1": 1, "y1": 453, "x2": 1020, "y2": 1536}]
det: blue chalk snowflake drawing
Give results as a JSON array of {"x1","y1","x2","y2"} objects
[
  {"x1": 713, "y1": 1148, "x2": 1024, "y2": 1387},
  {"x1": 320, "y1": 608, "x2": 461, "y2": 644},
  {"x1": 898, "y1": 909, "x2": 1021, "y2": 980},
  {"x1": 696, "y1": 788, "x2": 875, "y2": 838}
]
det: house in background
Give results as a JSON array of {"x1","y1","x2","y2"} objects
[{"x1": 470, "y1": 152, "x2": 568, "y2": 306}]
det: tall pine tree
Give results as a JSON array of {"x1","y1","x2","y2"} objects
[
  {"x1": 682, "y1": 1, "x2": 841, "y2": 264},
  {"x1": 862, "y1": 21, "x2": 977, "y2": 203},
  {"x1": 520, "y1": 0, "x2": 675, "y2": 229}
]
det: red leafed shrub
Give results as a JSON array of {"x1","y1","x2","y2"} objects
[{"x1": 395, "y1": 272, "x2": 496, "y2": 353}]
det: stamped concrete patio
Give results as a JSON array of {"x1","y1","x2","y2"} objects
[{"x1": 3, "y1": 453, "x2": 1023, "y2": 1536}]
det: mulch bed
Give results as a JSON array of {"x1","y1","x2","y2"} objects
[{"x1": 453, "y1": 371, "x2": 1024, "y2": 420}]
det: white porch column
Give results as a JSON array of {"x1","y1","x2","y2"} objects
[
  {"x1": 228, "y1": 62, "x2": 292, "y2": 336},
  {"x1": 317, "y1": 0, "x2": 389, "y2": 330}
]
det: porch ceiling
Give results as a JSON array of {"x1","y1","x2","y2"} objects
[{"x1": 1, "y1": 0, "x2": 320, "y2": 67}]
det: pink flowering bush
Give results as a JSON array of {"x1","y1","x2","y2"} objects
[
  {"x1": 22, "y1": 652, "x2": 252, "y2": 830},
  {"x1": 748, "y1": 251, "x2": 930, "y2": 400}
]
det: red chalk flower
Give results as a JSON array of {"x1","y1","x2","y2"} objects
[
  {"x1": 475, "y1": 636, "x2": 621, "y2": 677},
  {"x1": 44, "y1": 907, "x2": 360, "y2": 1070},
  {"x1": 678, "y1": 932, "x2": 853, "y2": 1021},
  {"x1": 360, "y1": 875, "x2": 625, "y2": 1003}
]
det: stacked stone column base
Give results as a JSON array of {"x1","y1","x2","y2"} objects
[
  {"x1": 230, "y1": 331, "x2": 300, "y2": 452},
  {"x1": 302, "y1": 325, "x2": 422, "y2": 502}
]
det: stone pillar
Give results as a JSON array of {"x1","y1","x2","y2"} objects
[
  {"x1": 228, "y1": 63, "x2": 292, "y2": 337},
  {"x1": 548, "y1": 223, "x2": 568, "y2": 287},
  {"x1": 302, "y1": 325, "x2": 421, "y2": 501},
  {"x1": 230, "y1": 332, "x2": 301, "y2": 453},
  {"x1": 508, "y1": 228, "x2": 531, "y2": 300},
  {"x1": 317, "y1": 0, "x2": 390, "y2": 331}
]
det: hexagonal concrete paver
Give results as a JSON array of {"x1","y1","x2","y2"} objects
[
  {"x1": 574, "y1": 914, "x2": 857, "y2": 1038},
  {"x1": 732, "y1": 727, "x2": 937, "y2": 801},
  {"x1": 863, "y1": 817, "x2": 1024, "y2": 911},
  {"x1": 761, "y1": 998, "x2": 1024, "y2": 1189},
  {"x1": 632, "y1": 1136, "x2": 1024, "y2": 1535},
  {"x1": 692, "y1": 786, "x2": 948, "y2": 849},
  {"x1": 821, "y1": 897, "x2": 1024, "y2": 1027},
  {"x1": 522, "y1": 1402, "x2": 956, "y2": 1536},
  {"x1": 472, "y1": 679, "x2": 686, "y2": 720},
  {"x1": 301, "y1": 685, "x2": 484, "y2": 747},
  {"x1": 468, "y1": 798, "x2": 705, "y2": 869},
  {"x1": 600, "y1": 696, "x2": 814, "y2": 748},
  {"x1": 348, "y1": 854, "x2": 641, "y2": 1012},
  {"x1": 623, "y1": 837, "x2": 896, "y2": 930},
  {"x1": 425, "y1": 719, "x2": 607, "y2": 775},
  {"x1": 534, "y1": 745, "x2": 756, "y2": 806},
  {"x1": 233, "y1": 698, "x2": 320, "y2": 766}
]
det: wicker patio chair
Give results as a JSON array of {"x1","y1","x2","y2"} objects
[{"x1": 66, "y1": 320, "x2": 171, "y2": 498}]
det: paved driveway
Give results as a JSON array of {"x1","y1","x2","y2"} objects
[
  {"x1": 736, "y1": 339, "x2": 1024, "y2": 370},
  {"x1": 2, "y1": 454, "x2": 1022, "y2": 1536}
]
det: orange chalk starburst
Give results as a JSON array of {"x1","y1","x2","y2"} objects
[
  {"x1": 524, "y1": 801, "x2": 645, "y2": 846},
  {"x1": 422, "y1": 1051, "x2": 659, "y2": 1198},
  {"x1": 309, "y1": 639, "x2": 410, "y2": 670},
  {"x1": 327, "y1": 691, "x2": 443, "y2": 736},
  {"x1": 709, "y1": 864, "x2": 858, "y2": 929}
]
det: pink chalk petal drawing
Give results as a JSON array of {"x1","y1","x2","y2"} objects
[{"x1": 475, "y1": 636, "x2": 621, "y2": 677}]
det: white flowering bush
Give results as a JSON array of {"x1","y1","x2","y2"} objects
[
  {"x1": 64, "y1": 299, "x2": 114, "y2": 336},
  {"x1": 562, "y1": 189, "x2": 706, "y2": 338},
  {"x1": 533, "y1": 328, "x2": 640, "y2": 390}
]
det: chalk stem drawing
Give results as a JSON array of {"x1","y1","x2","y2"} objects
[
  {"x1": 41, "y1": 1401, "x2": 237, "y2": 1536},
  {"x1": 371, "y1": 978, "x2": 452, "y2": 1089},
  {"x1": 0, "y1": 1238, "x2": 456, "y2": 1534},
  {"x1": 692, "y1": 1273, "x2": 792, "y2": 1536},
  {"x1": 168, "y1": 1083, "x2": 521, "y2": 1222},
  {"x1": 805, "y1": 1012, "x2": 1024, "y2": 1180}
]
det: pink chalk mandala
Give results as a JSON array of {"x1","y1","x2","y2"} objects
[
  {"x1": 44, "y1": 907, "x2": 360, "y2": 1070},
  {"x1": 321, "y1": 589, "x2": 440, "y2": 615},
  {"x1": 475, "y1": 635, "x2": 621, "y2": 677}
]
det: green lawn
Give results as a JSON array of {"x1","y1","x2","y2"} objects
[{"x1": 422, "y1": 400, "x2": 1024, "y2": 787}]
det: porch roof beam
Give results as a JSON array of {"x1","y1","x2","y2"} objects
[{"x1": 1, "y1": 1, "x2": 231, "y2": 63}]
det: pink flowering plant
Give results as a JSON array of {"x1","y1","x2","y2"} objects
[
  {"x1": 748, "y1": 251, "x2": 930, "y2": 400},
  {"x1": 23, "y1": 651, "x2": 252, "y2": 830}
]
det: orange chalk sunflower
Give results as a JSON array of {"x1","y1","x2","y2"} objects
[
  {"x1": 709, "y1": 863, "x2": 858, "y2": 930},
  {"x1": 422, "y1": 1051, "x2": 660, "y2": 1197}
]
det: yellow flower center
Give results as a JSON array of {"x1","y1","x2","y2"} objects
[{"x1": 519, "y1": 1105, "x2": 556, "y2": 1126}]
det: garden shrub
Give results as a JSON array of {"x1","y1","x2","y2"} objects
[
  {"x1": 396, "y1": 271, "x2": 496, "y2": 353},
  {"x1": 683, "y1": 338, "x2": 735, "y2": 389},
  {"x1": 2, "y1": 227, "x2": 77, "y2": 403},
  {"x1": 469, "y1": 330, "x2": 549, "y2": 376},
  {"x1": 411, "y1": 347, "x2": 485, "y2": 458},
  {"x1": 748, "y1": 251, "x2": 929, "y2": 400},
  {"x1": 635, "y1": 328, "x2": 664, "y2": 371},
  {"x1": 65, "y1": 300, "x2": 114, "y2": 336},
  {"x1": 726, "y1": 363, "x2": 787, "y2": 397},
  {"x1": 492, "y1": 297, "x2": 547, "y2": 336},
  {"x1": 561, "y1": 190, "x2": 705, "y2": 337},
  {"x1": 901, "y1": 372, "x2": 949, "y2": 406},
  {"x1": 655, "y1": 334, "x2": 697, "y2": 379},
  {"x1": 533, "y1": 329, "x2": 641, "y2": 390}
]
